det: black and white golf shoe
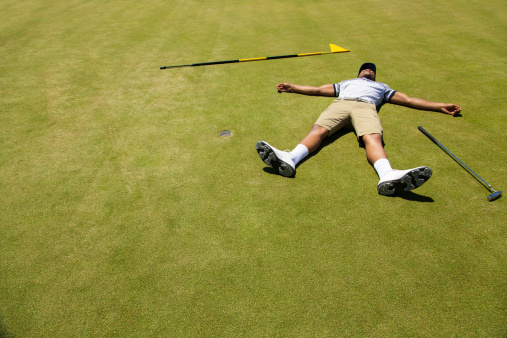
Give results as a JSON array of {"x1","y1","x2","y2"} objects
[
  {"x1": 377, "y1": 166, "x2": 432, "y2": 195},
  {"x1": 256, "y1": 141, "x2": 295, "y2": 177}
]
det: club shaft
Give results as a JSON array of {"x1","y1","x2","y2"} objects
[{"x1": 418, "y1": 126, "x2": 494, "y2": 191}]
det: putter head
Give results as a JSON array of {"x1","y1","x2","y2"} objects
[{"x1": 487, "y1": 190, "x2": 502, "y2": 202}]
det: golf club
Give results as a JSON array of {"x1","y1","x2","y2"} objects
[{"x1": 418, "y1": 126, "x2": 502, "y2": 201}]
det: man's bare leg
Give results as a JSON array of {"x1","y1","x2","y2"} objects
[
  {"x1": 299, "y1": 124, "x2": 330, "y2": 153},
  {"x1": 256, "y1": 124, "x2": 329, "y2": 177},
  {"x1": 362, "y1": 133, "x2": 387, "y2": 165},
  {"x1": 362, "y1": 133, "x2": 433, "y2": 195}
]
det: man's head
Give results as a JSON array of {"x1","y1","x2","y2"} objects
[{"x1": 358, "y1": 63, "x2": 376, "y2": 81}]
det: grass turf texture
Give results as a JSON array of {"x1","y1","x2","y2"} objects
[{"x1": 1, "y1": 0, "x2": 506, "y2": 336}]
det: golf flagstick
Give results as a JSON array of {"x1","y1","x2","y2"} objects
[
  {"x1": 418, "y1": 126, "x2": 502, "y2": 201},
  {"x1": 160, "y1": 44, "x2": 350, "y2": 69}
]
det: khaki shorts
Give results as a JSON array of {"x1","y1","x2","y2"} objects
[{"x1": 315, "y1": 99, "x2": 383, "y2": 139}]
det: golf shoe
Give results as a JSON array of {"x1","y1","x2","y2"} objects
[
  {"x1": 256, "y1": 141, "x2": 295, "y2": 177},
  {"x1": 377, "y1": 166, "x2": 432, "y2": 195}
]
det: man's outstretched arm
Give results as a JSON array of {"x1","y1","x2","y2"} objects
[
  {"x1": 276, "y1": 83, "x2": 336, "y2": 97},
  {"x1": 390, "y1": 91, "x2": 462, "y2": 116}
]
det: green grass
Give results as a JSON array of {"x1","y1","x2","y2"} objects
[{"x1": 1, "y1": 0, "x2": 506, "y2": 336}]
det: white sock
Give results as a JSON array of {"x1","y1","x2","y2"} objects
[
  {"x1": 290, "y1": 144, "x2": 309, "y2": 165},
  {"x1": 373, "y1": 158, "x2": 392, "y2": 180}
]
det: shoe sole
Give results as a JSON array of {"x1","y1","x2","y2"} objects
[
  {"x1": 256, "y1": 141, "x2": 295, "y2": 177},
  {"x1": 378, "y1": 167, "x2": 432, "y2": 195}
]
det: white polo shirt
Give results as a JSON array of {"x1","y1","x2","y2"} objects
[{"x1": 333, "y1": 78, "x2": 397, "y2": 111}]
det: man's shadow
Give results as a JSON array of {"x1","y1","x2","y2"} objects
[{"x1": 264, "y1": 128, "x2": 434, "y2": 202}]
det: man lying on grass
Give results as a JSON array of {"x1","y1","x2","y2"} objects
[{"x1": 256, "y1": 63, "x2": 462, "y2": 195}]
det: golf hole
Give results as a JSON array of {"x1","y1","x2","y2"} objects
[{"x1": 219, "y1": 130, "x2": 232, "y2": 137}]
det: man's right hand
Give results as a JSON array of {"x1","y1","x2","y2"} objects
[{"x1": 277, "y1": 83, "x2": 293, "y2": 93}]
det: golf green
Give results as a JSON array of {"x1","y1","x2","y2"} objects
[{"x1": 0, "y1": 0, "x2": 505, "y2": 336}]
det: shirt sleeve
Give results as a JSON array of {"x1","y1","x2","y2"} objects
[
  {"x1": 383, "y1": 84, "x2": 396, "y2": 102},
  {"x1": 333, "y1": 83, "x2": 340, "y2": 97}
]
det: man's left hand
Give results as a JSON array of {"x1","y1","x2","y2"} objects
[{"x1": 441, "y1": 104, "x2": 462, "y2": 116}]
